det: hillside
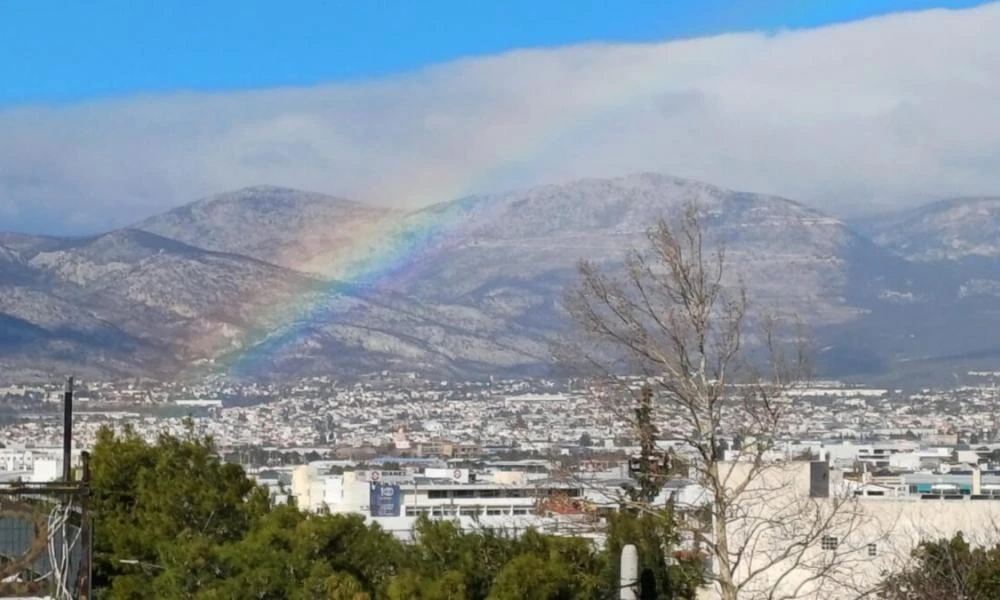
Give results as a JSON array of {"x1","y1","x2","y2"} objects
[
  {"x1": 397, "y1": 173, "x2": 907, "y2": 325},
  {"x1": 854, "y1": 197, "x2": 1000, "y2": 261},
  {"x1": 0, "y1": 229, "x2": 329, "y2": 380},
  {"x1": 136, "y1": 185, "x2": 400, "y2": 275},
  {"x1": 3, "y1": 175, "x2": 1000, "y2": 383}
]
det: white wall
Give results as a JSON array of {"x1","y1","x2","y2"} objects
[
  {"x1": 699, "y1": 462, "x2": 1000, "y2": 600},
  {"x1": 889, "y1": 452, "x2": 921, "y2": 471},
  {"x1": 31, "y1": 458, "x2": 61, "y2": 483}
]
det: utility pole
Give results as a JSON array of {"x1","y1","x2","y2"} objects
[
  {"x1": 0, "y1": 377, "x2": 92, "y2": 599},
  {"x1": 63, "y1": 376, "x2": 74, "y2": 482}
]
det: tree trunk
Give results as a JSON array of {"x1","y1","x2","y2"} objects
[{"x1": 709, "y1": 462, "x2": 738, "y2": 600}]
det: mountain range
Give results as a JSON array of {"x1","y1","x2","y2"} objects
[{"x1": 3, "y1": 173, "x2": 1000, "y2": 386}]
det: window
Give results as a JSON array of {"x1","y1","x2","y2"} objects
[
  {"x1": 427, "y1": 490, "x2": 449, "y2": 499},
  {"x1": 867, "y1": 543, "x2": 878, "y2": 557},
  {"x1": 821, "y1": 536, "x2": 839, "y2": 551}
]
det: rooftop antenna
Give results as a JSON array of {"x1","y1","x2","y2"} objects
[{"x1": 63, "y1": 376, "x2": 74, "y2": 482}]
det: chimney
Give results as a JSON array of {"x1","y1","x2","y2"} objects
[{"x1": 973, "y1": 466, "x2": 983, "y2": 496}]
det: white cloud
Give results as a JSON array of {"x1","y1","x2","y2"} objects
[{"x1": 2, "y1": 3, "x2": 1000, "y2": 232}]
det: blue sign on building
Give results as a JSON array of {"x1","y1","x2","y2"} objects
[{"x1": 369, "y1": 482, "x2": 402, "y2": 517}]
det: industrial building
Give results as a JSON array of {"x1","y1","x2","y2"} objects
[{"x1": 290, "y1": 462, "x2": 605, "y2": 539}]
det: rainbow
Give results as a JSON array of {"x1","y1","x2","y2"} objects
[
  {"x1": 202, "y1": 70, "x2": 676, "y2": 378},
  {"x1": 214, "y1": 195, "x2": 489, "y2": 377}
]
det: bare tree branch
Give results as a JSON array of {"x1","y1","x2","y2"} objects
[{"x1": 560, "y1": 200, "x2": 872, "y2": 600}]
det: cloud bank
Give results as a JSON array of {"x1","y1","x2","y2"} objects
[{"x1": 2, "y1": 3, "x2": 1000, "y2": 232}]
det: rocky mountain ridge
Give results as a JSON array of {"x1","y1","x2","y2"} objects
[
  {"x1": 853, "y1": 196, "x2": 1000, "y2": 261},
  {"x1": 0, "y1": 174, "x2": 997, "y2": 384},
  {"x1": 137, "y1": 186, "x2": 400, "y2": 276}
]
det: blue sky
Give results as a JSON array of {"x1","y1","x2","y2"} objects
[
  {"x1": 0, "y1": 0, "x2": 990, "y2": 107},
  {"x1": 2, "y1": 1, "x2": 999, "y2": 233}
]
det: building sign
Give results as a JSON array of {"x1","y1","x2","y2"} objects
[{"x1": 369, "y1": 482, "x2": 401, "y2": 517}]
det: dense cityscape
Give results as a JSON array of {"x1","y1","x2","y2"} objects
[
  {"x1": 5, "y1": 375, "x2": 1000, "y2": 453},
  {"x1": 5, "y1": 373, "x2": 1000, "y2": 598}
]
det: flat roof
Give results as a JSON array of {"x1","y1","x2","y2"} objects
[{"x1": 402, "y1": 479, "x2": 583, "y2": 490}]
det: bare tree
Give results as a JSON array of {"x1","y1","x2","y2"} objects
[{"x1": 561, "y1": 201, "x2": 874, "y2": 600}]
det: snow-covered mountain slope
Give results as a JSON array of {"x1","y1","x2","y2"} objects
[
  {"x1": 0, "y1": 233, "x2": 70, "y2": 258},
  {"x1": 168, "y1": 174, "x2": 918, "y2": 380},
  {"x1": 855, "y1": 197, "x2": 1000, "y2": 261},
  {"x1": 399, "y1": 173, "x2": 901, "y2": 326},
  {"x1": 1, "y1": 226, "x2": 544, "y2": 381},
  {"x1": 2, "y1": 174, "x2": 998, "y2": 383},
  {"x1": 25, "y1": 229, "x2": 331, "y2": 358},
  {"x1": 136, "y1": 185, "x2": 400, "y2": 275},
  {"x1": 0, "y1": 245, "x2": 29, "y2": 281}
]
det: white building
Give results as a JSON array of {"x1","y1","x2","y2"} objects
[
  {"x1": 290, "y1": 457, "x2": 1000, "y2": 599},
  {"x1": 694, "y1": 461, "x2": 1000, "y2": 600},
  {"x1": 0, "y1": 447, "x2": 85, "y2": 483},
  {"x1": 291, "y1": 463, "x2": 596, "y2": 539}
]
